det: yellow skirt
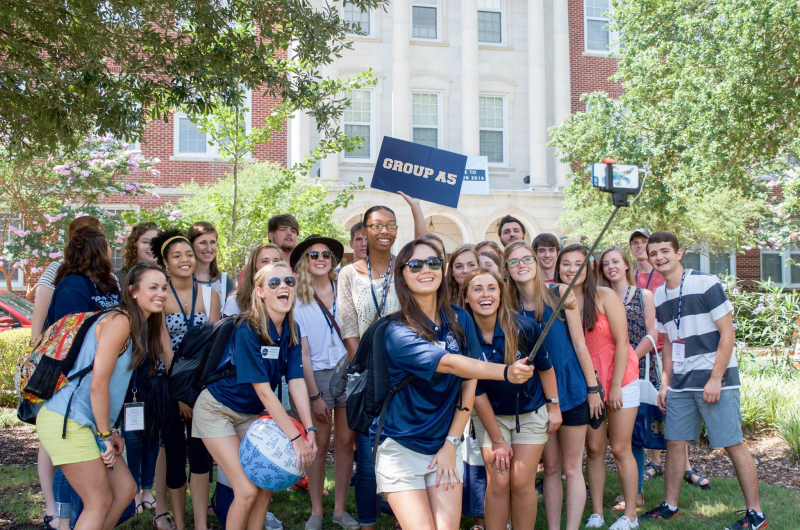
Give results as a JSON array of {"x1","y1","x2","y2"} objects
[{"x1": 37, "y1": 406, "x2": 101, "y2": 466}]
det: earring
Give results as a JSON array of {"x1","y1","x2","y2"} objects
[{"x1": 133, "y1": 295, "x2": 137, "y2": 299}]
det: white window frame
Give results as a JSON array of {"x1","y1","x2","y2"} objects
[
  {"x1": 341, "y1": 89, "x2": 376, "y2": 163},
  {"x1": 343, "y1": 5, "x2": 374, "y2": 38},
  {"x1": 479, "y1": 94, "x2": 508, "y2": 166},
  {"x1": 682, "y1": 249, "x2": 736, "y2": 277},
  {"x1": 759, "y1": 247, "x2": 800, "y2": 287},
  {"x1": 411, "y1": 0, "x2": 442, "y2": 42},
  {"x1": 584, "y1": 0, "x2": 620, "y2": 55},
  {"x1": 99, "y1": 204, "x2": 141, "y2": 273},
  {"x1": 1, "y1": 213, "x2": 25, "y2": 289},
  {"x1": 477, "y1": 0, "x2": 506, "y2": 46},
  {"x1": 411, "y1": 91, "x2": 442, "y2": 149},
  {"x1": 172, "y1": 90, "x2": 253, "y2": 160}
]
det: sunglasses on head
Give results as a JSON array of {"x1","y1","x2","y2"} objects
[
  {"x1": 308, "y1": 251, "x2": 332, "y2": 261},
  {"x1": 402, "y1": 256, "x2": 443, "y2": 273},
  {"x1": 266, "y1": 276, "x2": 297, "y2": 289}
]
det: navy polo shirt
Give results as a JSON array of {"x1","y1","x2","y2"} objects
[
  {"x1": 207, "y1": 319, "x2": 304, "y2": 415},
  {"x1": 46, "y1": 274, "x2": 120, "y2": 326},
  {"x1": 475, "y1": 314, "x2": 552, "y2": 416},
  {"x1": 382, "y1": 305, "x2": 482, "y2": 455}
]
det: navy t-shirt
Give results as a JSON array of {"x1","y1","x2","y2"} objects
[
  {"x1": 46, "y1": 274, "x2": 120, "y2": 326},
  {"x1": 382, "y1": 305, "x2": 482, "y2": 455},
  {"x1": 475, "y1": 314, "x2": 552, "y2": 416},
  {"x1": 207, "y1": 319, "x2": 304, "y2": 415}
]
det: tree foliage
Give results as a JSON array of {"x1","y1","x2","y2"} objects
[{"x1": 0, "y1": 0, "x2": 388, "y2": 152}]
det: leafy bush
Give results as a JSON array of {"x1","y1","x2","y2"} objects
[
  {"x1": 776, "y1": 405, "x2": 800, "y2": 460},
  {"x1": 723, "y1": 277, "x2": 800, "y2": 352},
  {"x1": 740, "y1": 372, "x2": 799, "y2": 431},
  {"x1": 0, "y1": 329, "x2": 30, "y2": 406}
]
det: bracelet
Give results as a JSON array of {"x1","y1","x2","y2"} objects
[
  {"x1": 305, "y1": 427, "x2": 318, "y2": 435},
  {"x1": 290, "y1": 433, "x2": 303, "y2": 442},
  {"x1": 503, "y1": 365, "x2": 510, "y2": 383},
  {"x1": 111, "y1": 426, "x2": 121, "y2": 435},
  {"x1": 96, "y1": 430, "x2": 112, "y2": 439},
  {"x1": 310, "y1": 392, "x2": 323, "y2": 402},
  {"x1": 492, "y1": 438, "x2": 505, "y2": 444}
]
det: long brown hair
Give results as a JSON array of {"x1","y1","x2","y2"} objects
[
  {"x1": 241, "y1": 262, "x2": 299, "y2": 346},
  {"x1": 121, "y1": 222, "x2": 158, "y2": 274},
  {"x1": 597, "y1": 245, "x2": 636, "y2": 288},
  {"x1": 296, "y1": 244, "x2": 339, "y2": 305},
  {"x1": 475, "y1": 240, "x2": 504, "y2": 267},
  {"x1": 556, "y1": 244, "x2": 599, "y2": 331},
  {"x1": 121, "y1": 263, "x2": 166, "y2": 375},
  {"x1": 236, "y1": 243, "x2": 282, "y2": 312},
  {"x1": 447, "y1": 244, "x2": 479, "y2": 306},
  {"x1": 461, "y1": 268, "x2": 519, "y2": 364},
  {"x1": 503, "y1": 241, "x2": 562, "y2": 320},
  {"x1": 187, "y1": 221, "x2": 221, "y2": 280},
  {"x1": 394, "y1": 239, "x2": 466, "y2": 347},
  {"x1": 55, "y1": 226, "x2": 117, "y2": 293}
]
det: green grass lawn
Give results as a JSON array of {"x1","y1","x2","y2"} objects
[{"x1": 1, "y1": 464, "x2": 798, "y2": 529}]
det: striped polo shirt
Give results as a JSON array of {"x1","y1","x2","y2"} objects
[{"x1": 654, "y1": 269, "x2": 738, "y2": 392}]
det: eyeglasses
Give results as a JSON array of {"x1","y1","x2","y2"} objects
[
  {"x1": 506, "y1": 255, "x2": 536, "y2": 268},
  {"x1": 266, "y1": 276, "x2": 297, "y2": 289},
  {"x1": 402, "y1": 257, "x2": 443, "y2": 273},
  {"x1": 308, "y1": 251, "x2": 332, "y2": 261},
  {"x1": 366, "y1": 223, "x2": 398, "y2": 233}
]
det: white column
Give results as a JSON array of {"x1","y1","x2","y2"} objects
[
  {"x1": 289, "y1": 111, "x2": 310, "y2": 168},
  {"x1": 552, "y1": 0, "x2": 572, "y2": 189},
  {"x1": 392, "y1": 0, "x2": 411, "y2": 140},
  {"x1": 461, "y1": 0, "x2": 480, "y2": 155},
  {"x1": 318, "y1": 2, "x2": 340, "y2": 181},
  {"x1": 528, "y1": 0, "x2": 548, "y2": 188}
]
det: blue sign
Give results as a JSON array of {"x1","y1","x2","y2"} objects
[{"x1": 370, "y1": 136, "x2": 468, "y2": 208}]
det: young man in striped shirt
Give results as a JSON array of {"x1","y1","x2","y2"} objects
[{"x1": 640, "y1": 231, "x2": 766, "y2": 530}]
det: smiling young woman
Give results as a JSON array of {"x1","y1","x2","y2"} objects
[
  {"x1": 188, "y1": 221, "x2": 234, "y2": 316},
  {"x1": 446, "y1": 245, "x2": 480, "y2": 306}
]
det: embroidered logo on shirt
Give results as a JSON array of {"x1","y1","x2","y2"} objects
[{"x1": 446, "y1": 332, "x2": 460, "y2": 353}]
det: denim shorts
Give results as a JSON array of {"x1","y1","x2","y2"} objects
[{"x1": 665, "y1": 388, "x2": 743, "y2": 448}]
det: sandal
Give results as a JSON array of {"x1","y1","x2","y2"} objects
[
  {"x1": 684, "y1": 468, "x2": 711, "y2": 490},
  {"x1": 141, "y1": 500, "x2": 156, "y2": 511},
  {"x1": 643, "y1": 461, "x2": 662, "y2": 481},
  {"x1": 154, "y1": 512, "x2": 178, "y2": 530},
  {"x1": 42, "y1": 515, "x2": 58, "y2": 530}
]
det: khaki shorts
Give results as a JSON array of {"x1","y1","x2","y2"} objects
[
  {"x1": 472, "y1": 405, "x2": 549, "y2": 448},
  {"x1": 375, "y1": 437, "x2": 464, "y2": 494},
  {"x1": 314, "y1": 368, "x2": 347, "y2": 409},
  {"x1": 192, "y1": 389, "x2": 258, "y2": 439}
]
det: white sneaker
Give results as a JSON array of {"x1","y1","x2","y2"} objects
[
  {"x1": 609, "y1": 516, "x2": 639, "y2": 529},
  {"x1": 585, "y1": 514, "x2": 605, "y2": 528},
  {"x1": 264, "y1": 512, "x2": 283, "y2": 530}
]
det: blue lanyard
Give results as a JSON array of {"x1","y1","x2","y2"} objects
[
  {"x1": 367, "y1": 255, "x2": 393, "y2": 318},
  {"x1": 318, "y1": 280, "x2": 338, "y2": 340},
  {"x1": 664, "y1": 268, "x2": 686, "y2": 331},
  {"x1": 169, "y1": 279, "x2": 197, "y2": 330},
  {"x1": 636, "y1": 269, "x2": 655, "y2": 290}
]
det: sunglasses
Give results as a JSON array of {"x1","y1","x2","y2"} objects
[
  {"x1": 308, "y1": 251, "x2": 332, "y2": 261},
  {"x1": 506, "y1": 255, "x2": 536, "y2": 268},
  {"x1": 402, "y1": 256, "x2": 443, "y2": 273},
  {"x1": 266, "y1": 276, "x2": 297, "y2": 289}
]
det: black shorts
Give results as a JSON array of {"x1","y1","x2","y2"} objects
[{"x1": 561, "y1": 400, "x2": 590, "y2": 427}]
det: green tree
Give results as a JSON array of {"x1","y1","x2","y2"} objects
[{"x1": 0, "y1": 0, "x2": 387, "y2": 152}]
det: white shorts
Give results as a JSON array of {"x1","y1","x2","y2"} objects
[{"x1": 620, "y1": 380, "x2": 641, "y2": 409}]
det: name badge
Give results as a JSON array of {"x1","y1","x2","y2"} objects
[
  {"x1": 434, "y1": 340, "x2": 447, "y2": 351},
  {"x1": 328, "y1": 346, "x2": 343, "y2": 365},
  {"x1": 261, "y1": 346, "x2": 280, "y2": 360},
  {"x1": 672, "y1": 340, "x2": 686, "y2": 364},
  {"x1": 123, "y1": 402, "x2": 145, "y2": 432}
]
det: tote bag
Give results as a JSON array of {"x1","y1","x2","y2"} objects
[{"x1": 632, "y1": 338, "x2": 667, "y2": 450}]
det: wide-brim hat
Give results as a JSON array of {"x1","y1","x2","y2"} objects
[{"x1": 289, "y1": 234, "x2": 345, "y2": 271}]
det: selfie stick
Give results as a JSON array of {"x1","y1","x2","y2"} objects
[{"x1": 526, "y1": 159, "x2": 639, "y2": 364}]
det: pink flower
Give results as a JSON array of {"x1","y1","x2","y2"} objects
[
  {"x1": 768, "y1": 237, "x2": 777, "y2": 243},
  {"x1": 115, "y1": 235, "x2": 126, "y2": 243},
  {"x1": 102, "y1": 210, "x2": 116, "y2": 217},
  {"x1": 80, "y1": 170, "x2": 90, "y2": 177},
  {"x1": 49, "y1": 252, "x2": 62, "y2": 259}
]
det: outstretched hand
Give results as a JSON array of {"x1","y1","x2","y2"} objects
[{"x1": 506, "y1": 359, "x2": 534, "y2": 384}]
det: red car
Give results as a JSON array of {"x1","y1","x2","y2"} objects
[{"x1": 0, "y1": 290, "x2": 33, "y2": 331}]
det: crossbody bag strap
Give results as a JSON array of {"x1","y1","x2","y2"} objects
[
  {"x1": 314, "y1": 292, "x2": 343, "y2": 342},
  {"x1": 372, "y1": 375, "x2": 414, "y2": 465}
]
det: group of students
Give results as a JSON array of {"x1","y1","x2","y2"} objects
[{"x1": 30, "y1": 197, "x2": 765, "y2": 530}]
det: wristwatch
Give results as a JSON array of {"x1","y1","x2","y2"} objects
[
  {"x1": 546, "y1": 396, "x2": 560, "y2": 405},
  {"x1": 446, "y1": 435, "x2": 462, "y2": 449},
  {"x1": 587, "y1": 385, "x2": 605, "y2": 398},
  {"x1": 305, "y1": 427, "x2": 318, "y2": 435}
]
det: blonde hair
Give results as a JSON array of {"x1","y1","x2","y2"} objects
[
  {"x1": 296, "y1": 244, "x2": 339, "y2": 305},
  {"x1": 504, "y1": 241, "x2": 567, "y2": 320},
  {"x1": 241, "y1": 261, "x2": 299, "y2": 346},
  {"x1": 597, "y1": 246, "x2": 636, "y2": 287},
  {"x1": 461, "y1": 268, "x2": 520, "y2": 364}
]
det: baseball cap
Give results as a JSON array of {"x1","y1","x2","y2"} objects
[{"x1": 629, "y1": 228, "x2": 651, "y2": 242}]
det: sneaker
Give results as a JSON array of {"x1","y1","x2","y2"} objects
[
  {"x1": 640, "y1": 503, "x2": 679, "y2": 521},
  {"x1": 609, "y1": 516, "x2": 639, "y2": 529},
  {"x1": 305, "y1": 514, "x2": 323, "y2": 530},
  {"x1": 585, "y1": 514, "x2": 605, "y2": 528},
  {"x1": 332, "y1": 512, "x2": 360, "y2": 529},
  {"x1": 724, "y1": 510, "x2": 767, "y2": 530},
  {"x1": 264, "y1": 512, "x2": 283, "y2": 530}
]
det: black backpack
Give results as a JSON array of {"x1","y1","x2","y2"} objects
[
  {"x1": 345, "y1": 314, "x2": 412, "y2": 463},
  {"x1": 168, "y1": 316, "x2": 238, "y2": 407}
]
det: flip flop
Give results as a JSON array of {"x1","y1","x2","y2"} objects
[
  {"x1": 140, "y1": 500, "x2": 156, "y2": 511},
  {"x1": 153, "y1": 512, "x2": 178, "y2": 530}
]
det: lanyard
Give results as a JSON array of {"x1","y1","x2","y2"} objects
[
  {"x1": 636, "y1": 269, "x2": 655, "y2": 290},
  {"x1": 664, "y1": 268, "x2": 687, "y2": 331},
  {"x1": 170, "y1": 279, "x2": 197, "y2": 330},
  {"x1": 318, "y1": 280, "x2": 338, "y2": 343},
  {"x1": 367, "y1": 255, "x2": 393, "y2": 318}
]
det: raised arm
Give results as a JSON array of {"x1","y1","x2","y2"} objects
[
  {"x1": 398, "y1": 191, "x2": 428, "y2": 239},
  {"x1": 436, "y1": 353, "x2": 532, "y2": 383}
]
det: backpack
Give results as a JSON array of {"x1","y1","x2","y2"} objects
[
  {"x1": 168, "y1": 316, "x2": 239, "y2": 407},
  {"x1": 345, "y1": 314, "x2": 412, "y2": 463}
]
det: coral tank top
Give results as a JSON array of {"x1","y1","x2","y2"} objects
[{"x1": 584, "y1": 310, "x2": 639, "y2": 400}]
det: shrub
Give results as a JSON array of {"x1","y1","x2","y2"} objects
[
  {"x1": 724, "y1": 276, "x2": 800, "y2": 352},
  {"x1": 739, "y1": 372, "x2": 799, "y2": 431},
  {"x1": 0, "y1": 329, "x2": 30, "y2": 406},
  {"x1": 776, "y1": 405, "x2": 800, "y2": 461}
]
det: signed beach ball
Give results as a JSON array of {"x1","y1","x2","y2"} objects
[{"x1": 239, "y1": 415, "x2": 305, "y2": 491}]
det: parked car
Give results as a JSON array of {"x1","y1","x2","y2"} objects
[{"x1": 0, "y1": 290, "x2": 33, "y2": 331}]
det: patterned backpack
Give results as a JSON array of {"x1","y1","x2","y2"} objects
[{"x1": 16, "y1": 308, "x2": 127, "y2": 404}]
